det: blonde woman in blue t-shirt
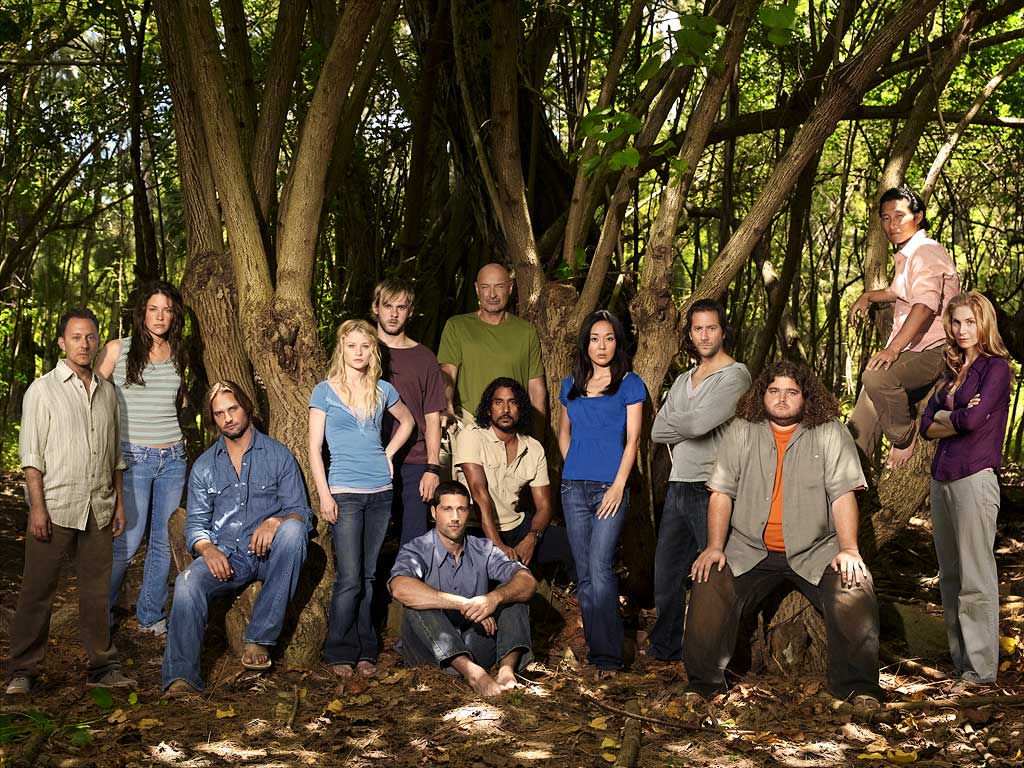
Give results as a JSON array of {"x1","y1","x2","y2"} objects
[
  {"x1": 558, "y1": 310, "x2": 645, "y2": 676},
  {"x1": 96, "y1": 281, "x2": 187, "y2": 636},
  {"x1": 309, "y1": 319, "x2": 413, "y2": 679}
]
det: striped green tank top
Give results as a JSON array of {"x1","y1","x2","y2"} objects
[{"x1": 112, "y1": 336, "x2": 183, "y2": 445}]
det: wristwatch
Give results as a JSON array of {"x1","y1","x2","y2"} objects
[{"x1": 530, "y1": 529, "x2": 544, "y2": 541}]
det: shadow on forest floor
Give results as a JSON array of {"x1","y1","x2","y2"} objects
[{"x1": 1, "y1": 469, "x2": 1023, "y2": 767}]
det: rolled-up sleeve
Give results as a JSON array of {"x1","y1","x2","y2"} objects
[
  {"x1": 906, "y1": 245, "x2": 950, "y2": 313},
  {"x1": 184, "y1": 462, "x2": 216, "y2": 553},
  {"x1": 821, "y1": 421, "x2": 867, "y2": 505},
  {"x1": 484, "y1": 540, "x2": 528, "y2": 583},
  {"x1": 19, "y1": 382, "x2": 47, "y2": 473},
  {"x1": 707, "y1": 421, "x2": 744, "y2": 498},
  {"x1": 388, "y1": 545, "x2": 428, "y2": 593},
  {"x1": 950, "y1": 358, "x2": 1011, "y2": 434}
]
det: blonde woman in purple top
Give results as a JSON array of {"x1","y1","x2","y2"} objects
[{"x1": 920, "y1": 291, "x2": 1011, "y2": 686}]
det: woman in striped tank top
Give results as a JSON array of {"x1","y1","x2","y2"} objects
[{"x1": 96, "y1": 281, "x2": 187, "y2": 636}]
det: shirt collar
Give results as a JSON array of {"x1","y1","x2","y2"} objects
[
  {"x1": 431, "y1": 529, "x2": 472, "y2": 567},
  {"x1": 897, "y1": 228, "x2": 930, "y2": 258},
  {"x1": 55, "y1": 359, "x2": 101, "y2": 388},
  {"x1": 214, "y1": 427, "x2": 264, "y2": 457},
  {"x1": 486, "y1": 426, "x2": 528, "y2": 459}
]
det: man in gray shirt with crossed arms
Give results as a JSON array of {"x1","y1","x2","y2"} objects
[{"x1": 647, "y1": 298, "x2": 750, "y2": 661}]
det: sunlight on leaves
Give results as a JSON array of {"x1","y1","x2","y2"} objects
[
  {"x1": 326, "y1": 699, "x2": 344, "y2": 714},
  {"x1": 588, "y1": 715, "x2": 609, "y2": 730},
  {"x1": 215, "y1": 706, "x2": 237, "y2": 718}
]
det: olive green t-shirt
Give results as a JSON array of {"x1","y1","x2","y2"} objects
[{"x1": 437, "y1": 312, "x2": 544, "y2": 423}]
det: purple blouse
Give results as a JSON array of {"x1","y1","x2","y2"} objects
[{"x1": 920, "y1": 355, "x2": 1011, "y2": 481}]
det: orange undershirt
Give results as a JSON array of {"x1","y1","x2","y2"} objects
[{"x1": 764, "y1": 422, "x2": 796, "y2": 552}]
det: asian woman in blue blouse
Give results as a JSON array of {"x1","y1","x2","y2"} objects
[{"x1": 557, "y1": 310, "x2": 645, "y2": 676}]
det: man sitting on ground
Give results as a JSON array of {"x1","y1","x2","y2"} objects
[
  {"x1": 162, "y1": 381, "x2": 311, "y2": 694},
  {"x1": 684, "y1": 361, "x2": 882, "y2": 706},
  {"x1": 389, "y1": 481, "x2": 536, "y2": 697}
]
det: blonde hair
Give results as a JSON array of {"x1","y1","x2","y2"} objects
[
  {"x1": 326, "y1": 319, "x2": 384, "y2": 417},
  {"x1": 371, "y1": 278, "x2": 415, "y2": 320},
  {"x1": 942, "y1": 291, "x2": 1010, "y2": 375}
]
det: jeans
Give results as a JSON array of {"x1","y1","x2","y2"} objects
[
  {"x1": 323, "y1": 491, "x2": 393, "y2": 665},
  {"x1": 561, "y1": 479, "x2": 628, "y2": 670},
  {"x1": 501, "y1": 513, "x2": 577, "y2": 582},
  {"x1": 648, "y1": 481, "x2": 709, "y2": 660},
  {"x1": 399, "y1": 603, "x2": 532, "y2": 672},
  {"x1": 110, "y1": 441, "x2": 187, "y2": 628},
  {"x1": 683, "y1": 551, "x2": 881, "y2": 699},
  {"x1": 161, "y1": 517, "x2": 307, "y2": 690},
  {"x1": 931, "y1": 471, "x2": 1000, "y2": 682},
  {"x1": 394, "y1": 463, "x2": 432, "y2": 545}
]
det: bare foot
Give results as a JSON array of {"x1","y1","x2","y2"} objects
[
  {"x1": 356, "y1": 660, "x2": 377, "y2": 677},
  {"x1": 494, "y1": 666, "x2": 519, "y2": 691},
  {"x1": 330, "y1": 664, "x2": 355, "y2": 679},
  {"x1": 465, "y1": 667, "x2": 503, "y2": 697},
  {"x1": 886, "y1": 436, "x2": 917, "y2": 469},
  {"x1": 241, "y1": 642, "x2": 271, "y2": 670}
]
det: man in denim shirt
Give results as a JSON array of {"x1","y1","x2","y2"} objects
[
  {"x1": 390, "y1": 481, "x2": 535, "y2": 697},
  {"x1": 162, "y1": 381, "x2": 311, "y2": 694}
]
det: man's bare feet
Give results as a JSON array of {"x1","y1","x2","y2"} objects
[
  {"x1": 886, "y1": 435, "x2": 917, "y2": 468},
  {"x1": 330, "y1": 664, "x2": 355, "y2": 679},
  {"x1": 356, "y1": 660, "x2": 377, "y2": 677},
  {"x1": 494, "y1": 665, "x2": 519, "y2": 691},
  {"x1": 465, "y1": 667, "x2": 504, "y2": 697}
]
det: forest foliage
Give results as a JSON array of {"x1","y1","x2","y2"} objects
[{"x1": 1, "y1": 0, "x2": 1023, "y2": 457}]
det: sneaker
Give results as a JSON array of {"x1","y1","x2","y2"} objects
[
  {"x1": 87, "y1": 670, "x2": 138, "y2": 689},
  {"x1": 5, "y1": 676, "x2": 32, "y2": 695},
  {"x1": 137, "y1": 619, "x2": 168, "y2": 637},
  {"x1": 851, "y1": 693, "x2": 882, "y2": 711}
]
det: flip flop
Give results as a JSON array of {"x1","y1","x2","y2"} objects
[{"x1": 241, "y1": 643, "x2": 272, "y2": 670}]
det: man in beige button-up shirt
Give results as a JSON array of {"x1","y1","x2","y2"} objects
[
  {"x1": 6, "y1": 309, "x2": 135, "y2": 696},
  {"x1": 682, "y1": 361, "x2": 881, "y2": 705}
]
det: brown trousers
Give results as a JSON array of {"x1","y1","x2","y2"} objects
[
  {"x1": 7, "y1": 512, "x2": 120, "y2": 682},
  {"x1": 848, "y1": 345, "x2": 946, "y2": 458}
]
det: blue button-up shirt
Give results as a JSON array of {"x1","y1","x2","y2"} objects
[
  {"x1": 185, "y1": 428, "x2": 312, "y2": 555},
  {"x1": 388, "y1": 530, "x2": 526, "y2": 623}
]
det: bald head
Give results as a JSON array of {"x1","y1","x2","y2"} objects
[{"x1": 475, "y1": 263, "x2": 514, "y2": 318}]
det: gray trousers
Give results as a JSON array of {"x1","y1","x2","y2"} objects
[{"x1": 931, "y1": 470, "x2": 1000, "y2": 683}]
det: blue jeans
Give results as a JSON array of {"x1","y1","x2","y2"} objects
[
  {"x1": 323, "y1": 491, "x2": 393, "y2": 665},
  {"x1": 648, "y1": 481, "x2": 709, "y2": 660},
  {"x1": 161, "y1": 518, "x2": 308, "y2": 690},
  {"x1": 394, "y1": 463, "x2": 432, "y2": 545},
  {"x1": 561, "y1": 480, "x2": 628, "y2": 670},
  {"x1": 110, "y1": 441, "x2": 187, "y2": 628},
  {"x1": 399, "y1": 603, "x2": 532, "y2": 672}
]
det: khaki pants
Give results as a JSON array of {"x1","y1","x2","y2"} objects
[
  {"x1": 7, "y1": 512, "x2": 120, "y2": 682},
  {"x1": 931, "y1": 471, "x2": 1000, "y2": 682},
  {"x1": 848, "y1": 345, "x2": 946, "y2": 458}
]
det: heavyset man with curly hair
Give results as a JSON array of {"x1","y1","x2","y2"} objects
[{"x1": 682, "y1": 361, "x2": 882, "y2": 705}]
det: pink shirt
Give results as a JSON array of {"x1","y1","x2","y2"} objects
[{"x1": 886, "y1": 229, "x2": 959, "y2": 353}]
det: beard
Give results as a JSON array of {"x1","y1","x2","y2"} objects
[{"x1": 766, "y1": 405, "x2": 803, "y2": 427}]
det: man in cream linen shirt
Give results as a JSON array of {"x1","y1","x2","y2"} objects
[{"x1": 6, "y1": 308, "x2": 136, "y2": 696}]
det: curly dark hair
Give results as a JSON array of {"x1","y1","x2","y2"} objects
[
  {"x1": 475, "y1": 377, "x2": 531, "y2": 434},
  {"x1": 735, "y1": 360, "x2": 839, "y2": 429}
]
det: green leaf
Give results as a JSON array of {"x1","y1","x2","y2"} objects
[
  {"x1": 89, "y1": 687, "x2": 114, "y2": 711},
  {"x1": 582, "y1": 155, "x2": 604, "y2": 177},
  {"x1": 128, "y1": 692, "x2": 138, "y2": 706},
  {"x1": 636, "y1": 53, "x2": 663, "y2": 83},
  {"x1": 579, "y1": 106, "x2": 614, "y2": 139},
  {"x1": 607, "y1": 147, "x2": 641, "y2": 171},
  {"x1": 669, "y1": 156, "x2": 690, "y2": 183},
  {"x1": 68, "y1": 725, "x2": 93, "y2": 747},
  {"x1": 650, "y1": 139, "x2": 677, "y2": 158}
]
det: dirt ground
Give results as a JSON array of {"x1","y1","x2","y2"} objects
[{"x1": 1, "y1": 469, "x2": 1023, "y2": 768}]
